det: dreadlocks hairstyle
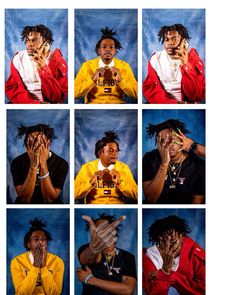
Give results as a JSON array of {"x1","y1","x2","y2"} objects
[
  {"x1": 146, "y1": 119, "x2": 189, "y2": 146},
  {"x1": 84, "y1": 213, "x2": 121, "y2": 235},
  {"x1": 158, "y1": 24, "x2": 191, "y2": 44},
  {"x1": 95, "y1": 130, "x2": 120, "y2": 158},
  {"x1": 16, "y1": 124, "x2": 57, "y2": 147},
  {"x1": 95, "y1": 27, "x2": 123, "y2": 55},
  {"x1": 24, "y1": 217, "x2": 52, "y2": 250},
  {"x1": 148, "y1": 215, "x2": 191, "y2": 245},
  {"x1": 21, "y1": 24, "x2": 54, "y2": 45}
]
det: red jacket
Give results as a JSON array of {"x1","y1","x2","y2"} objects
[
  {"x1": 5, "y1": 48, "x2": 68, "y2": 104},
  {"x1": 143, "y1": 49, "x2": 205, "y2": 104},
  {"x1": 143, "y1": 237, "x2": 205, "y2": 295}
]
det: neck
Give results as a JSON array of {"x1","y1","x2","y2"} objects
[{"x1": 170, "y1": 152, "x2": 184, "y2": 163}]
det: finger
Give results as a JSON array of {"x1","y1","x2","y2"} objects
[
  {"x1": 85, "y1": 265, "x2": 91, "y2": 272},
  {"x1": 103, "y1": 215, "x2": 126, "y2": 233},
  {"x1": 82, "y1": 215, "x2": 96, "y2": 232}
]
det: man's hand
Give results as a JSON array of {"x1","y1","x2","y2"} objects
[
  {"x1": 82, "y1": 215, "x2": 126, "y2": 255},
  {"x1": 110, "y1": 67, "x2": 122, "y2": 82},
  {"x1": 27, "y1": 134, "x2": 41, "y2": 169},
  {"x1": 110, "y1": 169, "x2": 121, "y2": 185},
  {"x1": 159, "y1": 230, "x2": 183, "y2": 274},
  {"x1": 174, "y1": 130, "x2": 194, "y2": 152},
  {"x1": 90, "y1": 171, "x2": 104, "y2": 186},
  {"x1": 174, "y1": 42, "x2": 188, "y2": 66},
  {"x1": 32, "y1": 42, "x2": 49, "y2": 69},
  {"x1": 38, "y1": 133, "x2": 50, "y2": 168},
  {"x1": 77, "y1": 265, "x2": 92, "y2": 283},
  {"x1": 92, "y1": 68, "x2": 106, "y2": 82},
  {"x1": 157, "y1": 132, "x2": 172, "y2": 164},
  {"x1": 33, "y1": 243, "x2": 47, "y2": 268}
]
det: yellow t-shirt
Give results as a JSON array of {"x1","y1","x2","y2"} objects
[
  {"x1": 74, "y1": 159, "x2": 138, "y2": 204},
  {"x1": 10, "y1": 252, "x2": 64, "y2": 295},
  {"x1": 74, "y1": 57, "x2": 138, "y2": 103}
]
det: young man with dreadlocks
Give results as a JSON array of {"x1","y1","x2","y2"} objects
[
  {"x1": 143, "y1": 215, "x2": 205, "y2": 295},
  {"x1": 143, "y1": 24, "x2": 205, "y2": 104},
  {"x1": 74, "y1": 130, "x2": 137, "y2": 204},
  {"x1": 142, "y1": 119, "x2": 205, "y2": 204},
  {"x1": 10, "y1": 217, "x2": 64, "y2": 294},
  {"x1": 74, "y1": 27, "x2": 137, "y2": 103},
  {"x1": 10, "y1": 124, "x2": 68, "y2": 203},
  {"x1": 6, "y1": 24, "x2": 68, "y2": 104},
  {"x1": 77, "y1": 213, "x2": 137, "y2": 294}
]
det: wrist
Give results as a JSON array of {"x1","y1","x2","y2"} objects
[
  {"x1": 162, "y1": 267, "x2": 172, "y2": 274},
  {"x1": 189, "y1": 142, "x2": 198, "y2": 153},
  {"x1": 84, "y1": 273, "x2": 94, "y2": 284}
]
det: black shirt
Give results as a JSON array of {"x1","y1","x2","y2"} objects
[
  {"x1": 11, "y1": 151, "x2": 68, "y2": 204},
  {"x1": 78, "y1": 244, "x2": 137, "y2": 295},
  {"x1": 142, "y1": 149, "x2": 205, "y2": 204}
]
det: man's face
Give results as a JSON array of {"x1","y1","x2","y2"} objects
[
  {"x1": 25, "y1": 32, "x2": 44, "y2": 56},
  {"x1": 99, "y1": 142, "x2": 118, "y2": 167},
  {"x1": 163, "y1": 31, "x2": 182, "y2": 56},
  {"x1": 27, "y1": 131, "x2": 50, "y2": 150},
  {"x1": 158, "y1": 128, "x2": 181, "y2": 158},
  {"x1": 27, "y1": 230, "x2": 47, "y2": 255},
  {"x1": 98, "y1": 39, "x2": 117, "y2": 64},
  {"x1": 159, "y1": 229, "x2": 184, "y2": 257}
]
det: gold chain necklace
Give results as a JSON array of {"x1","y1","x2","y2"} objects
[
  {"x1": 168, "y1": 155, "x2": 183, "y2": 189},
  {"x1": 104, "y1": 251, "x2": 116, "y2": 276}
]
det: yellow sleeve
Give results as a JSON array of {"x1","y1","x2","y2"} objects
[
  {"x1": 74, "y1": 164, "x2": 94, "y2": 200},
  {"x1": 117, "y1": 164, "x2": 138, "y2": 201},
  {"x1": 118, "y1": 63, "x2": 138, "y2": 99},
  {"x1": 41, "y1": 256, "x2": 64, "y2": 295},
  {"x1": 74, "y1": 62, "x2": 96, "y2": 99},
  {"x1": 10, "y1": 258, "x2": 39, "y2": 295}
]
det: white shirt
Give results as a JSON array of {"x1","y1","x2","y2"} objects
[
  {"x1": 99, "y1": 58, "x2": 115, "y2": 68},
  {"x1": 98, "y1": 159, "x2": 114, "y2": 171},
  {"x1": 150, "y1": 50, "x2": 182, "y2": 101}
]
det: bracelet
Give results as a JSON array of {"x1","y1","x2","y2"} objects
[
  {"x1": 84, "y1": 273, "x2": 94, "y2": 284},
  {"x1": 38, "y1": 171, "x2": 49, "y2": 179}
]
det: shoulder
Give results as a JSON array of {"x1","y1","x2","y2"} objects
[
  {"x1": 115, "y1": 160, "x2": 130, "y2": 169},
  {"x1": 11, "y1": 153, "x2": 28, "y2": 165},
  {"x1": 47, "y1": 252, "x2": 64, "y2": 265},
  {"x1": 188, "y1": 152, "x2": 205, "y2": 165},
  {"x1": 183, "y1": 237, "x2": 205, "y2": 261},
  {"x1": 117, "y1": 248, "x2": 135, "y2": 260},
  {"x1": 114, "y1": 58, "x2": 132, "y2": 68},
  {"x1": 81, "y1": 57, "x2": 99, "y2": 67},
  {"x1": 11, "y1": 252, "x2": 28, "y2": 263},
  {"x1": 143, "y1": 149, "x2": 159, "y2": 160},
  {"x1": 82, "y1": 159, "x2": 98, "y2": 168},
  {"x1": 50, "y1": 152, "x2": 68, "y2": 167}
]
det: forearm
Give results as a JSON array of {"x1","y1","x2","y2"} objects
[
  {"x1": 79, "y1": 246, "x2": 101, "y2": 265},
  {"x1": 11, "y1": 265, "x2": 39, "y2": 294},
  {"x1": 74, "y1": 67, "x2": 96, "y2": 98},
  {"x1": 87, "y1": 276, "x2": 135, "y2": 295},
  {"x1": 143, "y1": 163, "x2": 168, "y2": 203},
  {"x1": 39, "y1": 65, "x2": 67, "y2": 103},
  {"x1": 74, "y1": 170, "x2": 94, "y2": 200},
  {"x1": 116, "y1": 177, "x2": 138, "y2": 201},
  {"x1": 15, "y1": 168, "x2": 37, "y2": 203},
  {"x1": 39, "y1": 163, "x2": 60, "y2": 202},
  {"x1": 192, "y1": 195, "x2": 204, "y2": 204},
  {"x1": 41, "y1": 266, "x2": 64, "y2": 295},
  {"x1": 118, "y1": 74, "x2": 138, "y2": 99},
  {"x1": 194, "y1": 144, "x2": 205, "y2": 158}
]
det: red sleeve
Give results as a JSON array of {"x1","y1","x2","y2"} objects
[
  {"x1": 143, "y1": 251, "x2": 174, "y2": 295},
  {"x1": 180, "y1": 48, "x2": 205, "y2": 103},
  {"x1": 5, "y1": 60, "x2": 40, "y2": 104},
  {"x1": 174, "y1": 248, "x2": 205, "y2": 295},
  {"x1": 38, "y1": 56, "x2": 68, "y2": 103},
  {"x1": 142, "y1": 57, "x2": 178, "y2": 104}
]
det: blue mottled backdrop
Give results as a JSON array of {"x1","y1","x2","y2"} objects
[
  {"x1": 5, "y1": 9, "x2": 68, "y2": 102},
  {"x1": 7, "y1": 208, "x2": 70, "y2": 294},
  {"x1": 7, "y1": 109, "x2": 70, "y2": 203},
  {"x1": 142, "y1": 109, "x2": 205, "y2": 155},
  {"x1": 142, "y1": 9, "x2": 205, "y2": 102},
  {"x1": 75, "y1": 208, "x2": 137, "y2": 294},
  {"x1": 74, "y1": 9, "x2": 137, "y2": 103},
  {"x1": 143, "y1": 208, "x2": 205, "y2": 295},
  {"x1": 74, "y1": 109, "x2": 138, "y2": 183}
]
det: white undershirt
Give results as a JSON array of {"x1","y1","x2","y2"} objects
[
  {"x1": 150, "y1": 50, "x2": 182, "y2": 101},
  {"x1": 13, "y1": 49, "x2": 51, "y2": 101},
  {"x1": 146, "y1": 245, "x2": 180, "y2": 271},
  {"x1": 98, "y1": 159, "x2": 114, "y2": 171},
  {"x1": 99, "y1": 58, "x2": 115, "y2": 68}
]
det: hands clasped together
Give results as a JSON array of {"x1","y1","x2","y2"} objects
[
  {"x1": 33, "y1": 242, "x2": 47, "y2": 268},
  {"x1": 90, "y1": 169, "x2": 121, "y2": 186},
  {"x1": 92, "y1": 67, "x2": 122, "y2": 83},
  {"x1": 27, "y1": 133, "x2": 50, "y2": 170}
]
